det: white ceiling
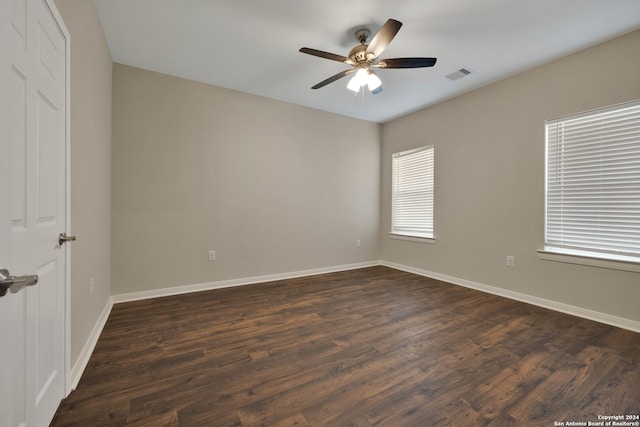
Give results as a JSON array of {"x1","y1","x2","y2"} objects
[{"x1": 94, "y1": 0, "x2": 640, "y2": 123}]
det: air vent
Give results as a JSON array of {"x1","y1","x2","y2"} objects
[{"x1": 446, "y1": 68, "x2": 471, "y2": 81}]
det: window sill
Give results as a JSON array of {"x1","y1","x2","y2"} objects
[
  {"x1": 537, "y1": 247, "x2": 640, "y2": 273},
  {"x1": 387, "y1": 233, "x2": 436, "y2": 244}
]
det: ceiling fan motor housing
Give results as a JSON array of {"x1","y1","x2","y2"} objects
[{"x1": 348, "y1": 45, "x2": 374, "y2": 65}]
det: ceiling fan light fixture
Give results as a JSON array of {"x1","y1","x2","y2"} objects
[{"x1": 347, "y1": 68, "x2": 383, "y2": 94}]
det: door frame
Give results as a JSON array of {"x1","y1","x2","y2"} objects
[{"x1": 46, "y1": 0, "x2": 72, "y2": 397}]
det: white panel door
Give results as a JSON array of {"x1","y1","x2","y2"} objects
[{"x1": 1, "y1": 0, "x2": 69, "y2": 425}]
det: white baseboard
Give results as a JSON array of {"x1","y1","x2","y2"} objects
[
  {"x1": 380, "y1": 260, "x2": 640, "y2": 333},
  {"x1": 70, "y1": 296, "x2": 113, "y2": 390},
  {"x1": 112, "y1": 261, "x2": 379, "y2": 304}
]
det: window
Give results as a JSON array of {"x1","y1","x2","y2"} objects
[
  {"x1": 390, "y1": 145, "x2": 434, "y2": 240},
  {"x1": 544, "y1": 100, "x2": 640, "y2": 266}
]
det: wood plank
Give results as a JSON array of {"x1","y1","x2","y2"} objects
[{"x1": 51, "y1": 266, "x2": 640, "y2": 426}]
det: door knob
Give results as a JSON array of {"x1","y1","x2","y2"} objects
[
  {"x1": 58, "y1": 233, "x2": 77, "y2": 246},
  {"x1": 0, "y1": 269, "x2": 38, "y2": 297}
]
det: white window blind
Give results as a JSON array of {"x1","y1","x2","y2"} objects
[
  {"x1": 392, "y1": 145, "x2": 434, "y2": 238},
  {"x1": 545, "y1": 100, "x2": 640, "y2": 259}
]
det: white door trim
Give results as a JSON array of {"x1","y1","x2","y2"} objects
[
  {"x1": 31, "y1": 0, "x2": 72, "y2": 399},
  {"x1": 43, "y1": 0, "x2": 72, "y2": 397}
]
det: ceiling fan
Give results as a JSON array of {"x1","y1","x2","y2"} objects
[{"x1": 299, "y1": 19, "x2": 437, "y2": 95}]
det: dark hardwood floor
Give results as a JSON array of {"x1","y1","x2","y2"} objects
[{"x1": 52, "y1": 266, "x2": 640, "y2": 426}]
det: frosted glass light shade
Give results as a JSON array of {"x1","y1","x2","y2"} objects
[
  {"x1": 354, "y1": 68, "x2": 368, "y2": 86},
  {"x1": 367, "y1": 72, "x2": 382, "y2": 91},
  {"x1": 347, "y1": 76, "x2": 361, "y2": 92}
]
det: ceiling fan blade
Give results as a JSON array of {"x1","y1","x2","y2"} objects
[
  {"x1": 366, "y1": 19, "x2": 402, "y2": 58},
  {"x1": 375, "y1": 57, "x2": 437, "y2": 68},
  {"x1": 299, "y1": 47, "x2": 353, "y2": 64},
  {"x1": 311, "y1": 69, "x2": 354, "y2": 89}
]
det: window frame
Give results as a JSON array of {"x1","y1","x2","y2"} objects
[
  {"x1": 389, "y1": 145, "x2": 435, "y2": 243},
  {"x1": 540, "y1": 99, "x2": 640, "y2": 272}
]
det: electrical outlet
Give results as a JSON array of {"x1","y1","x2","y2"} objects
[
  {"x1": 208, "y1": 250, "x2": 216, "y2": 261},
  {"x1": 506, "y1": 256, "x2": 515, "y2": 267},
  {"x1": 356, "y1": 239, "x2": 361, "y2": 248},
  {"x1": 90, "y1": 277, "x2": 95, "y2": 295}
]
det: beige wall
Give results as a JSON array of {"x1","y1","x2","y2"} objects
[
  {"x1": 111, "y1": 64, "x2": 380, "y2": 295},
  {"x1": 380, "y1": 30, "x2": 640, "y2": 323},
  {"x1": 54, "y1": 0, "x2": 112, "y2": 364}
]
